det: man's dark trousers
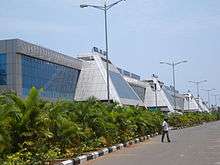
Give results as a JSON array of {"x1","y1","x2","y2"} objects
[{"x1": 161, "y1": 130, "x2": 170, "y2": 142}]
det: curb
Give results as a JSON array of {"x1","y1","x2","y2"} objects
[{"x1": 58, "y1": 132, "x2": 159, "y2": 165}]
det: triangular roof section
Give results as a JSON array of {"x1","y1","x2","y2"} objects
[
  {"x1": 183, "y1": 93, "x2": 203, "y2": 112},
  {"x1": 124, "y1": 75, "x2": 175, "y2": 112},
  {"x1": 162, "y1": 84, "x2": 186, "y2": 111},
  {"x1": 75, "y1": 53, "x2": 144, "y2": 106},
  {"x1": 143, "y1": 77, "x2": 175, "y2": 112},
  {"x1": 196, "y1": 97, "x2": 210, "y2": 112}
]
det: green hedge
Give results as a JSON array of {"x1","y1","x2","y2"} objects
[
  {"x1": 0, "y1": 87, "x2": 219, "y2": 164},
  {"x1": 0, "y1": 88, "x2": 164, "y2": 164},
  {"x1": 168, "y1": 112, "x2": 218, "y2": 128}
]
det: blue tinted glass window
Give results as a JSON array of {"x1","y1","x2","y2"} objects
[
  {"x1": 123, "y1": 70, "x2": 130, "y2": 77},
  {"x1": 21, "y1": 55, "x2": 80, "y2": 99},
  {"x1": 163, "y1": 86, "x2": 184, "y2": 109},
  {"x1": 0, "y1": 53, "x2": 7, "y2": 85},
  {"x1": 117, "y1": 68, "x2": 123, "y2": 74},
  {"x1": 129, "y1": 83, "x2": 145, "y2": 102},
  {"x1": 131, "y1": 73, "x2": 140, "y2": 80},
  {"x1": 109, "y1": 71, "x2": 139, "y2": 100}
]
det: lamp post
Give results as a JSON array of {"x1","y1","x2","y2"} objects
[
  {"x1": 201, "y1": 88, "x2": 216, "y2": 108},
  {"x1": 154, "y1": 83, "x2": 158, "y2": 110},
  {"x1": 212, "y1": 94, "x2": 220, "y2": 107},
  {"x1": 160, "y1": 60, "x2": 187, "y2": 110},
  {"x1": 186, "y1": 90, "x2": 191, "y2": 111},
  {"x1": 80, "y1": 0, "x2": 126, "y2": 103},
  {"x1": 185, "y1": 95, "x2": 190, "y2": 111},
  {"x1": 188, "y1": 80, "x2": 207, "y2": 98},
  {"x1": 152, "y1": 74, "x2": 158, "y2": 110}
]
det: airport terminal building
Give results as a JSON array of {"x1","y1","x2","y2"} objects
[
  {"x1": 0, "y1": 39, "x2": 143, "y2": 106},
  {"x1": 0, "y1": 39, "x2": 82, "y2": 100},
  {"x1": 0, "y1": 39, "x2": 209, "y2": 112}
]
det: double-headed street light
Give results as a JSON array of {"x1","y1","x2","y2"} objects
[
  {"x1": 201, "y1": 88, "x2": 216, "y2": 108},
  {"x1": 160, "y1": 60, "x2": 188, "y2": 110},
  {"x1": 188, "y1": 80, "x2": 207, "y2": 98},
  {"x1": 80, "y1": 0, "x2": 126, "y2": 103}
]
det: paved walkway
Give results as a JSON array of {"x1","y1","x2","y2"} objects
[{"x1": 85, "y1": 121, "x2": 220, "y2": 165}]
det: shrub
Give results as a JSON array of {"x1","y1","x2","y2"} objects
[{"x1": 0, "y1": 88, "x2": 219, "y2": 164}]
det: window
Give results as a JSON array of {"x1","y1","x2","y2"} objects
[
  {"x1": 131, "y1": 73, "x2": 140, "y2": 80},
  {"x1": 129, "y1": 83, "x2": 145, "y2": 102},
  {"x1": 109, "y1": 71, "x2": 139, "y2": 100},
  {"x1": 117, "y1": 68, "x2": 123, "y2": 74},
  {"x1": 21, "y1": 55, "x2": 80, "y2": 99},
  {"x1": 0, "y1": 53, "x2": 7, "y2": 85},
  {"x1": 163, "y1": 86, "x2": 184, "y2": 109},
  {"x1": 123, "y1": 70, "x2": 130, "y2": 77}
]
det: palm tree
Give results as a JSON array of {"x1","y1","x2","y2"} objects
[{"x1": 2, "y1": 87, "x2": 52, "y2": 153}]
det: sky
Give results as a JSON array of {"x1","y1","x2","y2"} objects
[{"x1": 1, "y1": 0, "x2": 220, "y2": 104}]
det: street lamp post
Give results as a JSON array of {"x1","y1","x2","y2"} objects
[
  {"x1": 154, "y1": 83, "x2": 158, "y2": 110},
  {"x1": 188, "y1": 80, "x2": 207, "y2": 98},
  {"x1": 201, "y1": 88, "x2": 216, "y2": 108},
  {"x1": 186, "y1": 95, "x2": 190, "y2": 111},
  {"x1": 212, "y1": 94, "x2": 220, "y2": 107},
  {"x1": 186, "y1": 90, "x2": 191, "y2": 111},
  {"x1": 160, "y1": 60, "x2": 187, "y2": 110},
  {"x1": 152, "y1": 74, "x2": 159, "y2": 110},
  {"x1": 80, "y1": 0, "x2": 126, "y2": 103}
]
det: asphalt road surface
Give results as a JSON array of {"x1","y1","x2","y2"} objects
[{"x1": 85, "y1": 121, "x2": 220, "y2": 165}]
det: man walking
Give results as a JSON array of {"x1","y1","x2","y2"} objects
[{"x1": 161, "y1": 118, "x2": 171, "y2": 143}]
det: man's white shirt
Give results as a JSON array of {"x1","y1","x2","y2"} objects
[{"x1": 162, "y1": 121, "x2": 169, "y2": 131}]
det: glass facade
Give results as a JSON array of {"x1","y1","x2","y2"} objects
[
  {"x1": 129, "y1": 83, "x2": 146, "y2": 102},
  {"x1": 123, "y1": 70, "x2": 130, "y2": 77},
  {"x1": 109, "y1": 71, "x2": 140, "y2": 100},
  {"x1": 163, "y1": 86, "x2": 184, "y2": 109},
  {"x1": 0, "y1": 53, "x2": 7, "y2": 85},
  {"x1": 117, "y1": 67, "x2": 123, "y2": 74},
  {"x1": 21, "y1": 55, "x2": 80, "y2": 99}
]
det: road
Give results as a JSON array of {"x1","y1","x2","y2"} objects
[{"x1": 85, "y1": 121, "x2": 220, "y2": 165}]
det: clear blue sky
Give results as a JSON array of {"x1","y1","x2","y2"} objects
[{"x1": 1, "y1": 0, "x2": 220, "y2": 104}]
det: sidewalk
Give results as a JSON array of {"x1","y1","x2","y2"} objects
[{"x1": 83, "y1": 121, "x2": 220, "y2": 165}]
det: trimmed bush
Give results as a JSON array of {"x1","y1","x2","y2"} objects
[
  {"x1": 168, "y1": 112, "x2": 218, "y2": 128},
  {"x1": 0, "y1": 87, "x2": 219, "y2": 164}
]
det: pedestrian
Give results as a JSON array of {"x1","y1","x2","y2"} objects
[{"x1": 161, "y1": 118, "x2": 171, "y2": 143}]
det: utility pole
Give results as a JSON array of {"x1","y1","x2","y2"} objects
[
  {"x1": 189, "y1": 80, "x2": 207, "y2": 98},
  {"x1": 160, "y1": 60, "x2": 187, "y2": 110},
  {"x1": 80, "y1": 0, "x2": 126, "y2": 102}
]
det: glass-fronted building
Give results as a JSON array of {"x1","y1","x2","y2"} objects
[
  {"x1": 0, "y1": 53, "x2": 7, "y2": 85},
  {"x1": 0, "y1": 39, "x2": 82, "y2": 100},
  {"x1": 0, "y1": 39, "x2": 209, "y2": 111},
  {"x1": 21, "y1": 55, "x2": 80, "y2": 99},
  {"x1": 0, "y1": 39, "x2": 143, "y2": 106}
]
